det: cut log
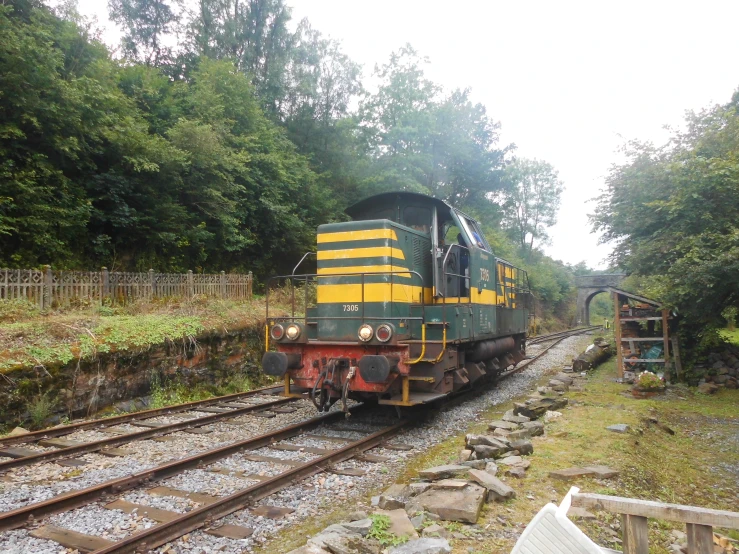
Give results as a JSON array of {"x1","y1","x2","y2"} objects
[{"x1": 573, "y1": 339, "x2": 612, "y2": 372}]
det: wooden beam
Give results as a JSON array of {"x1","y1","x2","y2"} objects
[
  {"x1": 671, "y1": 336, "x2": 684, "y2": 382},
  {"x1": 662, "y1": 309, "x2": 671, "y2": 379},
  {"x1": 622, "y1": 514, "x2": 649, "y2": 554},
  {"x1": 572, "y1": 493, "x2": 739, "y2": 529},
  {"x1": 614, "y1": 292, "x2": 623, "y2": 378},
  {"x1": 686, "y1": 523, "x2": 714, "y2": 554}
]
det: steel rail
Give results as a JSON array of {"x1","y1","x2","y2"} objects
[
  {"x1": 92, "y1": 420, "x2": 407, "y2": 554},
  {"x1": 0, "y1": 408, "x2": 352, "y2": 531},
  {"x1": 0, "y1": 384, "x2": 285, "y2": 448},
  {"x1": 502, "y1": 326, "x2": 596, "y2": 378},
  {"x1": 0, "y1": 397, "x2": 298, "y2": 472},
  {"x1": 528, "y1": 326, "x2": 600, "y2": 345}
]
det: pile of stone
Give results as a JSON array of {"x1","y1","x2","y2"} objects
[{"x1": 694, "y1": 345, "x2": 739, "y2": 392}]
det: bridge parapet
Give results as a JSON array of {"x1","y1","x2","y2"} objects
[{"x1": 575, "y1": 274, "x2": 626, "y2": 325}]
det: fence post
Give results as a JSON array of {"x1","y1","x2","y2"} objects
[
  {"x1": 101, "y1": 267, "x2": 110, "y2": 301},
  {"x1": 43, "y1": 265, "x2": 53, "y2": 309},
  {"x1": 187, "y1": 270, "x2": 194, "y2": 298},
  {"x1": 220, "y1": 271, "x2": 226, "y2": 299},
  {"x1": 248, "y1": 271, "x2": 253, "y2": 300},
  {"x1": 149, "y1": 269, "x2": 155, "y2": 300}
]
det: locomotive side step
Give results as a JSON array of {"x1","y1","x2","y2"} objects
[{"x1": 378, "y1": 391, "x2": 448, "y2": 406}]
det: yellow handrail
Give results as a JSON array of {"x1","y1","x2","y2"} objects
[
  {"x1": 407, "y1": 324, "x2": 426, "y2": 364},
  {"x1": 265, "y1": 324, "x2": 269, "y2": 352},
  {"x1": 431, "y1": 326, "x2": 447, "y2": 363}
]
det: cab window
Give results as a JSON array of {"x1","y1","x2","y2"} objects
[
  {"x1": 403, "y1": 206, "x2": 431, "y2": 234},
  {"x1": 460, "y1": 215, "x2": 491, "y2": 252}
]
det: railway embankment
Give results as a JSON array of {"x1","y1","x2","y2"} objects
[
  {"x1": 0, "y1": 297, "x2": 277, "y2": 429},
  {"x1": 274, "y1": 344, "x2": 739, "y2": 554}
]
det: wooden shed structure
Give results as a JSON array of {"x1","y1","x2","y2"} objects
[{"x1": 611, "y1": 287, "x2": 680, "y2": 381}]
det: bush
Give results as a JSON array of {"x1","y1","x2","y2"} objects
[{"x1": 0, "y1": 298, "x2": 40, "y2": 323}]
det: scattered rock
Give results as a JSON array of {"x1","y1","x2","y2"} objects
[
  {"x1": 520, "y1": 421, "x2": 544, "y2": 436},
  {"x1": 508, "y1": 439, "x2": 533, "y2": 456},
  {"x1": 484, "y1": 462, "x2": 498, "y2": 476},
  {"x1": 467, "y1": 469, "x2": 515, "y2": 501},
  {"x1": 407, "y1": 483, "x2": 432, "y2": 497},
  {"x1": 506, "y1": 428, "x2": 532, "y2": 441},
  {"x1": 459, "y1": 459, "x2": 486, "y2": 469},
  {"x1": 548, "y1": 467, "x2": 597, "y2": 481},
  {"x1": 472, "y1": 444, "x2": 505, "y2": 459},
  {"x1": 698, "y1": 383, "x2": 719, "y2": 395},
  {"x1": 514, "y1": 397, "x2": 568, "y2": 419},
  {"x1": 7, "y1": 427, "x2": 29, "y2": 437},
  {"x1": 388, "y1": 538, "x2": 451, "y2": 554},
  {"x1": 505, "y1": 467, "x2": 527, "y2": 478},
  {"x1": 492, "y1": 427, "x2": 511, "y2": 438},
  {"x1": 374, "y1": 509, "x2": 419, "y2": 539},
  {"x1": 502, "y1": 410, "x2": 530, "y2": 424},
  {"x1": 458, "y1": 449, "x2": 472, "y2": 463},
  {"x1": 497, "y1": 456, "x2": 523, "y2": 466},
  {"x1": 410, "y1": 484, "x2": 485, "y2": 523},
  {"x1": 347, "y1": 511, "x2": 369, "y2": 522},
  {"x1": 487, "y1": 420, "x2": 520, "y2": 431},
  {"x1": 418, "y1": 465, "x2": 470, "y2": 480},
  {"x1": 341, "y1": 519, "x2": 373, "y2": 536},
  {"x1": 287, "y1": 544, "x2": 332, "y2": 554},
  {"x1": 544, "y1": 411, "x2": 562, "y2": 422},
  {"x1": 465, "y1": 434, "x2": 508, "y2": 449},
  {"x1": 606, "y1": 424, "x2": 630, "y2": 433},
  {"x1": 378, "y1": 484, "x2": 408, "y2": 510},
  {"x1": 431, "y1": 479, "x2": 468, "y2": 489},
  {"x1": 421, "y1": 524, "x2": 450, "y2": 539},
  {"x1": 583, "y1": 465, "x2": 620, "y2": 479}
]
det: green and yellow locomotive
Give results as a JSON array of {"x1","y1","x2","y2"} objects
[{"x1": 262, "y1": 192, "x2": 531, "y2": 410}]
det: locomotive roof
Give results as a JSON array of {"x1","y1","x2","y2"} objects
[{"x1": 345, "y1": 191, "x2": 453, "y2": 218}]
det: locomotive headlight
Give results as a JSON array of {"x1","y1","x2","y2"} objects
[
  {"x1": 285, "y1": 323, "x2": 301, "y2": 341},
  {"x1": 270, "y1": 324, "x2": 285, "y2": 340},
  {"x1": 357, "y1": 324, "x2": 374, "y2": 342},
  {"x1": 376, "y1": 324, "x2": 393, "y2": 343}
]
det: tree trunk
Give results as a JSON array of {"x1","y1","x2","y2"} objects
[{"x1": 572, "y1": 339, "x2": 612, "y2": 372}]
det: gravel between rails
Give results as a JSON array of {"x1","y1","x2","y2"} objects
[{"x1": 0, "y1": 335, "x2": 592, "y2": 554}]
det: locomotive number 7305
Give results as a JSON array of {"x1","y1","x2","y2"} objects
[
  {"x1": 343, "y1": 304, "x2": 359, "y2": 312},
  {"x1": 480, "y1": 268, "x2": 490, "y2": 282}
]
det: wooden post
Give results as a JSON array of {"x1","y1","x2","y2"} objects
[
  {"x1": 662, "y1": 309, "x2": 671, "y2": 379},
  {"x1": 220, "y1": 271, "x2": 226, "y2": 299},
  {"x1": 248, "y1": 271, "x2": 253, "y2": 300},
  {"x1": 621, "y1": 514, "x2": 649, "y2": 554},
  {"x1": 671, "y1": 336, "x2": 683, "y2": 382},
  {"x1": 43, "y1": 265, "x2": 53, "y2": 310},
  {"x1": 187, "y1": 270, "x2": 194, "y2": 299},
  {"x1": 686, "y1": 523, "x2": 713, "y2": 554},
  {"x1": 149, "y1": 269, "x2": 155, "y2": 300},
  {"x1": 101, "y1": 267, "x2": 110, "y2": 300},
  {"x1": 614, "y1": 291, "x2": 623, "y2": 378}
]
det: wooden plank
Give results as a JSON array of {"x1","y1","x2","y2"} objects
[
  {"x1": 622, "y1": 514, "x2": 649, "y2": 554},
  {"x1": 146, "y1": 486, "x2": 220, "y2": 505},
  {"x1": 620, "y1": 359, "x2": 666, "y2": 363},
  {"x1": 686, "y1": 523, "x2": 714, "y2": 554},
  {"x1": 304, "y1": 434, "x2": 350, "y2": 444},
  {"x1": 104, "y1": 499, "x2": 180, "y2": 523},
  {"x1": 205, "y1": 524, "x2": 254, "y2": 539},
  {"x1": 131, "y1": 421, "x2": 169, "y2": 428},
  {"x1": 614, "y1": 292, "x2": 623, "y2": 378},
  {"x1": 30, "y1": 525, "x2": 113, "y2": 553},
  {"x1": 270, "y1": 444, "x2": 332, "y2": 455},
  {"x1": 270, "y1": 406, "x2": 297, "y2": 414},
  {"x1": 100, "y1": 448, "x2": 133, "y2": 457},
  {"x1": 218, "y1": 402, "x2": 256, "y2": 409},
  {"x1": 98, "y1": 427, "x2": 130, "y2": 435},
  {"x1": 662, "y1": 309, "x2": 671, "y2": 376},
  {"x1": 355, "y1": 453, "x2": 391, "y2": 463},
  {"x1": 572, "y1": 493, "x2": 739, "y2": 529},
  {"x1": 241, "y1": 453, "x2": 303, "y2": 467},
  {"x1": 38, "y1": 438, "x2": 84, "y2": 449},
  {"x1": 249, "y1": 412, "x2": 276, "y2": 419},
  {"x1": 250, "y1": 505, "x2": 294, "y2": 519},
  {"x1": 620, "y1": 316, "x2": 667, "y2": 321},
  {"x1": 383, "y1": 442, "x2": 413, "y2": 451},
  {"x1": 620, "y1": 337, "x2": 666, "y2": 342},
  {"x1": 184, "y1": 427, "x2": 213, "y2": 435},
  {"x1": 0, "y1": 447, "x2": 40, "y2": 459},
  {"x1": 193, "y1": 407, "x2": 234, "y2": 414},
  {"x1": 328, "y1": 467, "x2": 366, "y2": 477},
  {"x1": 56, "y1": 458, "x2": 87, "y2": 467},
  {"x1": 671, "y1": 336, "x2": 684, "y2": 382}
]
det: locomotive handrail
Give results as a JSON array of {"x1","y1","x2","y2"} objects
[
  {"x1": 292, "y1": 251, "x2": 316, "y2": 275},
  {"x1": 440, "y1": 243, "x2": 470, "y2": 300}
]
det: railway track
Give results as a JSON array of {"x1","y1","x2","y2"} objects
[
  {"x1": 527, "y1": 326, "x2": 600, "y2": 345},
  {"x1": 0, "y1": 327, "x2": 595, "y2": 554}
]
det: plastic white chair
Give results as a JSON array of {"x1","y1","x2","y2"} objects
[{"x1": 510, "y1": 487, "x2": 617, "y2": 554}]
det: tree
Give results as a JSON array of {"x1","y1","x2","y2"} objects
[
  {"x1": 592, "y1": 93, "x2": 739, "y2": 350},
  {"x1": 108, "y1": 0, "x2": 182, "y2": 65},
  {"x1": 499, "y1": 158, "x2": 563, "y2": 257}
]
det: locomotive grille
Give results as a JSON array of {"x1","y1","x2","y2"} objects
[{"x1": 413, "y1": 237, "x2": 431, "y2": 268}]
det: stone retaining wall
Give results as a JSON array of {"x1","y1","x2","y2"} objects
[{"x1": 0, "y1": 326, "x2": 265, "y2": 427}]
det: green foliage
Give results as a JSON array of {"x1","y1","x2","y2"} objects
[
  {"x1": 0, "y1": 299, "x2": 40, "y2": 323},
  {"x1": 592, "y1": 91, "x2": 739, "y2": 353},
  {"x1": 367, "y1": 514, "x2": 408, "y2": 547},
  {"x1": 635, "y1": 371, "x2": 664, "y2": 391},
  {"x1": 28, "y1": 392, "x2": 55, "y2": 429}
]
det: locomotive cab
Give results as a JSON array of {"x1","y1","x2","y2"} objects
[{"x1": 263, "y1": 192, "x2": 530, "y2": 411}]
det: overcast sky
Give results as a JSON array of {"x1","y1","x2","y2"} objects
[{"x1": 75, "y1": 0, "x2": 739, "y2": 269}]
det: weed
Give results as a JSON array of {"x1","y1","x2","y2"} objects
[
  {"x1": 367, "y1": 514, "x2": 408, "y2": 547},
  {"x1": 28, "y1": 393, "x2": 55, "y2": 429},
  {"x1": 0, "y1": 298, "x2": 40, "y2": 323}
]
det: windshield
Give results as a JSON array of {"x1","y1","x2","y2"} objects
[{"x1": 455, "y1": 212, "x2": 491, "y2": 252}]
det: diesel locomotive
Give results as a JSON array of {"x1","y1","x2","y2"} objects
[{"x1": 262, "y1": 192, "x2": 531, "y2": 411}]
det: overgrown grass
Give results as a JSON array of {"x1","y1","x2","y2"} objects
[
  {"x1": 27, "y1": 393, "x2": 55, "y2": 429},
  {"x1": 147, "y1": 371, "x2": 267, "y2": 410},
  {"x1": 0, "y1": 294, "x2": 295, "y2": 373}
]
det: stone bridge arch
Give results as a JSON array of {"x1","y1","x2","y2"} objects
[{"x1": 575, "y1": 274, "x2": 626, "y2": 325}]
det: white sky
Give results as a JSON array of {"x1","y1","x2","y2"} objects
[{"x1": 75, "y1": 0, "x2": 739, "y2": 269}]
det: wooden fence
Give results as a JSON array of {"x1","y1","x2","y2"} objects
[{"x1": 0, "y1": 267, "x2": 253, "y2": 308}]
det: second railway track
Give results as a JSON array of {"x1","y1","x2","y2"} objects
[{"x1": 0, "y1": 327, "x2": 596, "y2": 554}]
